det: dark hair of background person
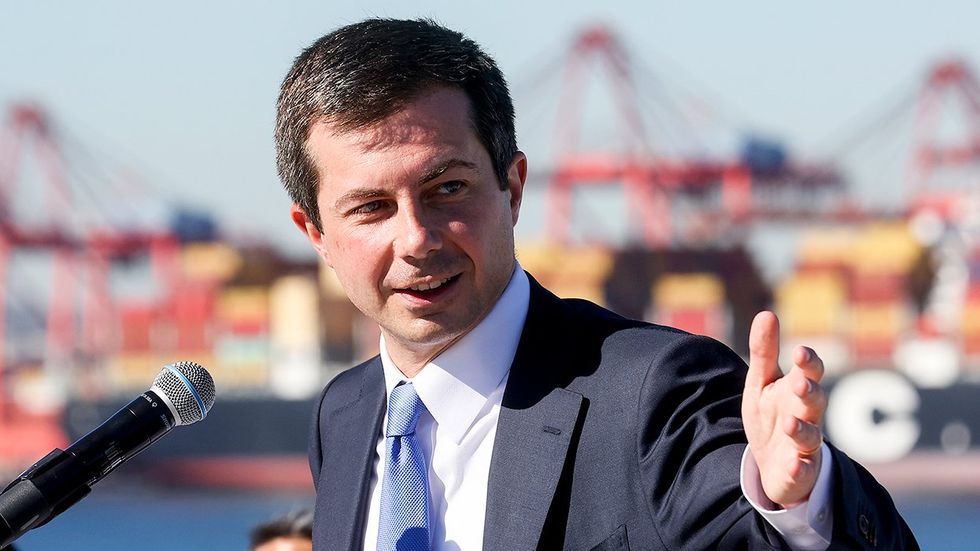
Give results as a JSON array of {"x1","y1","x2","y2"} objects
[
  {"x1": 275, "y1": 17, "x2": 518, "y2": 232},
  {"x1": 249, "y1": 509, "x2": 313, "y2": 550}
]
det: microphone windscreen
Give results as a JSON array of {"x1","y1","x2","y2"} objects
[{"x1": 150, "y1": 361, "x2": 216, "y2": 426}]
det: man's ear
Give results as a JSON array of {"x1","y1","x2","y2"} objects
[
  {"x1": 290, "y1": 203, "x2": 332, "y2": 267},
  {"x1": 507, "y1": 151, "x2": 528, "y2": 226}
]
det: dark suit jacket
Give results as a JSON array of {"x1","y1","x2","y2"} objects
[{"x1": 309, "y1": 274, "x2": 918, "y2": 550}]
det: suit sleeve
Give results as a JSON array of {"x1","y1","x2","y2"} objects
[
  {"x1": 633, "y1": 333, "x2": 918, "y2": 550},
  {"x1": 824, "y1": 443, "x2": 919, "y2": 550},
  {"x1": 308, "y1": 380, "x2": 333, "y2": 492}
]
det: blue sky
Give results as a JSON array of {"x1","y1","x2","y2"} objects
[{"x1": 2, "y1": 1, "x2": 979, "y2": 258}]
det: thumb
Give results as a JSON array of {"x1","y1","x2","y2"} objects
[{"x1": 747, "y1": 311, "x2": 782, "y2": 391}]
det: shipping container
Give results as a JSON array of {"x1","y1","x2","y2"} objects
[{"x1": 776, "y1": 272, "x2": 847, "y2": 337}]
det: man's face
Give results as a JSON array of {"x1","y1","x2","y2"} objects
[{"x1": 293, "y1": 87, "x2": 526, "y2": 364}]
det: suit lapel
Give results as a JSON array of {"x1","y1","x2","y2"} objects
[
  {"x1": 317, "y1": 360, "x2": 385, "y2": 551},
  {"x1": 484, "y1": 278, "x2": 586, "y2": 550}
]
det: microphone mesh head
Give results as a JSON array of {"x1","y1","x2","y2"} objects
[{"x1": 151, "y1": 361, "x2": 216, "y2": 426}]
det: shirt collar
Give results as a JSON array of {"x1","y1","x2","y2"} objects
[{"x1": 380, "y1": 262, "x2": 530, "y2": 444}]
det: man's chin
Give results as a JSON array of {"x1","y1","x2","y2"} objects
[{"x1": 382, "y1": 318, "x2": 471, "y2": 357}]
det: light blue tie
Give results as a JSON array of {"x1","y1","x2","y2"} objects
[{"x1": 377, "y1": 382, "x2": 430, "y2": 551}]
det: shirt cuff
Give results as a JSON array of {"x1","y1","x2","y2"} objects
[{"x1": 740, "y1": 442, "x2": 834, "y2": 551}]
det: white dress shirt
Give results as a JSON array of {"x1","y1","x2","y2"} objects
[{"x1": 362, "y1": 263, "x2": 833, "y2": 550}]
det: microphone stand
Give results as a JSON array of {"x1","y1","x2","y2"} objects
[{"x1": 0, "y1": 450, "x2": 91, "y2": 549}]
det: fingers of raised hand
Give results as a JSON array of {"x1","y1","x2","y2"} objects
[
  {"x1": 783, "y1": 416, "x2": 823, "y2": 455},
  {"x1": 785, "y1": 366, "x2": 828, "y2": 424},
  {"x1": 793, "y1": 345, "x2": 825, "y2": 383},
  {"x1": 761, "y1": 424, "x2": 822, "y2": 506}
]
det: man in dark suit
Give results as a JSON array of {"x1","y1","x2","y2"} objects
[{"x1": 277, "y1": 18, "x2": 917, "y2": 550}]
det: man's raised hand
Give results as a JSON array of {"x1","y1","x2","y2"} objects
[{"x1": 742, "y1": 311, "x2": 828, "y2": 507}]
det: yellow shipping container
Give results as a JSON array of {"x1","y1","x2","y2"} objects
[
  {"x1": 776, "y1": 272, "x2": 847, "y2": 337},
  {"x1": 517, "y1": 243, "x2": 612, "y2": 280},
  {"x1": 212, "y1": 359, "x2": 269, "y2": 389},
  {"x1": 796, "y1": 223, "x2": 923, "y2": 274},
  {"x1": 546, "y1": 282, "x2": 606, "y2": 305},
  {"x1": 560, "y1": 247, "x2": 614, "y2": 281},
  {"x1": 776, "y1": 272, "x2": 848, "y2": 336},
  {"x1": 960, "y1": 304, "x2": 980, "y2": 335},
  {"x1": 105, "y1": 352, "x2": 160, "y2": 391},
  {"x1": 217, "y1": 286, "x2": 269, "y2": 323},
  {"x1": 180, "y1": 242, "x2": 243, "y2": 282},
  {"x1": 270, "y1": 275, "x2": 320, "y2": 349},
  {"x1": 653, "y1": 273, "x2": 725, "y2": 310},
  {"x1": 517, "y1": 243, "x2": 613, "y2": 301},
  {"x1": 778, "y1": 272, "x2": 848, "y2": 305},
  {"x1": 516, "y1": 242, "x2": 566, "y2": 276},
  {"x1": 796, "y1": 227, "x2": 856, "y2": 268},
  {"x1": 849, "y1": 223, "x2": 923, "y2": 274},
  {"x1": 849, "y1": 302, "x2": 911, "y2": 339}
]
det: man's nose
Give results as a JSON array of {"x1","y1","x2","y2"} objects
[{"x1": 393, "y1": 204, "x2": 442, "y2": 260}]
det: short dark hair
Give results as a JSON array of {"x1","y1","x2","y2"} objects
[
  {"x1": 275, "y1": 18, "x2": 517, "y2": 231},
  {"x1": 249, "y1": 509, "x2": 313, "y2": 549}
]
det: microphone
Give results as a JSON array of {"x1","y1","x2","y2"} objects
[{"x1": 0, "y1": 361, "x2": 215, "y2": 549}]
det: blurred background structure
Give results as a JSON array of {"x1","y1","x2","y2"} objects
[{"x1": 3, "y1": 1, "x2": 980, "y2": 549}]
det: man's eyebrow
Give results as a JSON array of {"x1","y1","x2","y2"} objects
[
  {"x1": 416, "y1": 159, "x2": 479, "y2": 186},
  {"x1": 333, "y1": 189, "x2": 386, "y2": 211}
]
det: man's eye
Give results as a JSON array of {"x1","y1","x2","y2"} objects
[
  {"x1": 352, "y1": 200, "x2": 383, "y2": 215},
  {"x1": 436, "y1": 180, "x2": 465, "y2": 195}
]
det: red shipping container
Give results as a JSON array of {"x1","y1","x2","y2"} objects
[
  {"x1": 175, "y1": 318, "x2": 212, "y2": 351},
  {"x1": 849, "y1": 271, "x2": 905, "y2": 303},
  {"x1": 851, "y1": 337, "x2": 895, "y2": 364},
  {"x1": 173, "y1": 283, "x2": 216, "y2": 322},
  {"x1": 118, "y1": 304, "x2": 155, "y2": 352},
  {"x1": 965, "y1": 282, "x2": 980, "y2": 303},
  {"x1": 961, "y1": 336, "x2": 980, "y2": 356},
  {"x1": 657, "y1": 307, "x2": 728, "y2": 342}
]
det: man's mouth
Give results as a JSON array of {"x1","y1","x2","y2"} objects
[
  {"x1": 408, "y1": 277, "x2": 452, "y2": 292},
  {"x1": 396, "y1": 274, "x2": 461, "y2": 300}
]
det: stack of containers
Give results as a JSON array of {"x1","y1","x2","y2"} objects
[
  {"x1": 269, "y1": 275, "x2": 322, "y2": 398},
  {"x1": 775, "y1": 228, "x2": 853, "y2": 375},
  {"x1": 214, "y1": 285, "x2": 270, "y2": 389},
  {"x1": 108, "y1": 242, "x2": 240, "y2": 390},
  {"x1": 111, "y1": 303, "x2": 161, "y2": 389},
  {"x1": 650, "y1": 273, "x2": 729, "y2": 342},
  {"x1": 178, "y1": 242, "x2": 243, "y2": 367},
  {"x1": 847, "y1": 223, "x2": 921, "y2": 366},
  {"x1": 172, "y1": 281, "x2": 215, "y2": 360},
  {"x1": 775, "y1": 224, "x2": 924, "y2": 373}
]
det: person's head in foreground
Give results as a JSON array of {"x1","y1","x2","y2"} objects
[{"x1": 249, "y1": 509, "x2": 313, "y2": 551}]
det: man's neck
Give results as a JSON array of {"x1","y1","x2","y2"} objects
[
  {"x1": 384, "y1": 333, "x2": 464, "y2": 378},
  {"x1": 385, "y1": 347, "x2": 435, "y2": 379}
]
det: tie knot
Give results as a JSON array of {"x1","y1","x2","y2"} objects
[{"x1": 386, "y1": 382, "x2": 426, "y2": 437}]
